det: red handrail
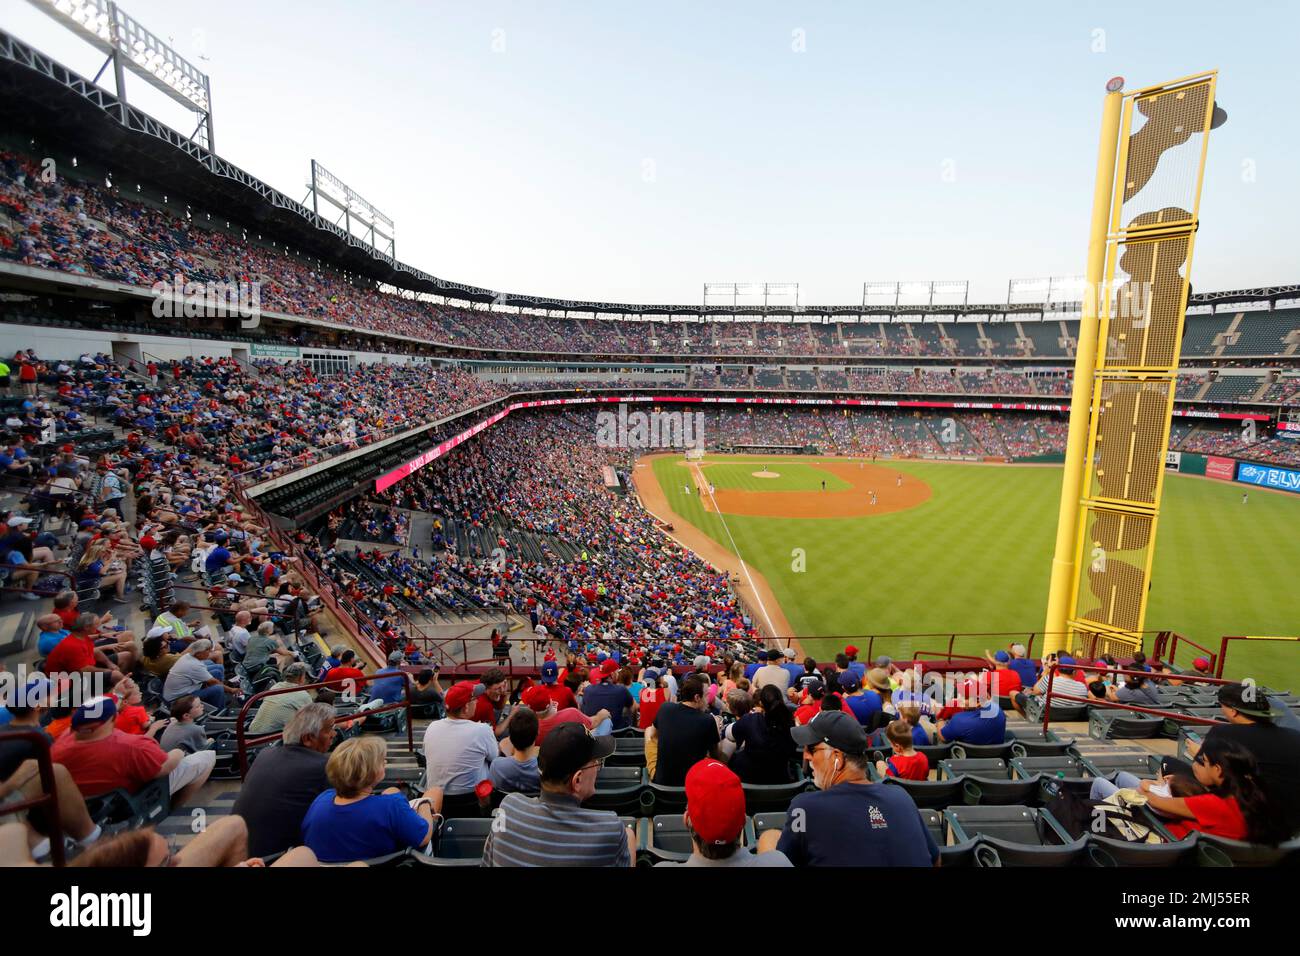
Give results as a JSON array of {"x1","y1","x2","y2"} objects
[{"x1": 1039, "y1": 662, "x2": 1236, "y2": 735}]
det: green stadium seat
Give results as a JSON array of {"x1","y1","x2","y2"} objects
[
  {"x1": 639, "y1": 781, "x2": 688, "y2": 816},
  {"x1": 434, "y1": 817, "x2": 494, "y2": 861},
  {"x1": 948, "y1": 741, "x2": 1015, "y2": 760},
  {"x1": 1088, "y1": 710, "x2": 1165, "y2": 740},
  {"x1": 939, "y1": 758, "x2": 1009, "y2": 779},
  {"x1": 882, "y1": 775, "x2": 974, "y2": 809},
  {"x1": 1194, "y1": 833, "x2": 1300, "y2": 867},
  {"x1": 1080, "y1": 752, "x2": 1163, "y2": 779},
  {"x1": 607, "y1": 736, "x2": 647, "y2": 767},
  {"x1": 582, "y1": 766, "x2": 646, "y2": 815},
  {"x1": 943, "y1": 805, "x2": 1088, "y2": 866},
  {"x1": 963, "y1": 776, "x2": 1044, "y2": 806}
]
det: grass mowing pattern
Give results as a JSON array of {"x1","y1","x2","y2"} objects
[
  {"x1": 650, "y1": 455, "x2": 1300, "y2": 689},
  {"x1": 695, "y1": 461, "x2": 853, "y2": 492}
]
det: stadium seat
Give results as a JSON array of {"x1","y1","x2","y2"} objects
[
  {"x1": 882, "y1": 775, "x2": 973, "y2": 810},
  {"x1": 921, "y1": 809, "x2": 1002, "y2": 866},
  {"x1": 607, "y1": 735, "x2": 647, "y2": 768},
  {"x1": 639, "y1": 781, "x2": 688, "y2": 816},
  {"x1": 944, "y1": 805, "x2": 1088, "y2": 866},
  {"x1": 83, "y1": 778, "x2": 172, "y2": 836},
  {"x1": 433, "y1": 817, "x2": 494, "y2": 863},
  {"x1": 963, "y1": 776, "x2": 1044, "y2": 806},
  {"x1": 948, "y1": 741, "x2": 1015, "y2": 760},
  {"x1": 741, "y1": 778, "x2": 810, "y2": 815},
  {"x1": 1088, "y1": 710, "x2": 1165, "y2": 740},
  {"x1": 1080, "y1": 752, "x2": 1163, "y2": 779},
  {"x1": 1194, "y1": 833, "x2": 1300, "y2": 867},
  {"x1": 751, "y1": 811, "x2": 788, "y2": 842},
  {"x1": 939, "y1": 757, "x2": 1009, "y2": 779},
  {"x1": 583, "y1": 766, "x2": 647, "y2": 815},
  {"x1": 1006, "y1": 727, "x2": 1075, "y2": 757},
  {"x1": 1086, "y1": 832, "x2": 1203, "y2": 867}
]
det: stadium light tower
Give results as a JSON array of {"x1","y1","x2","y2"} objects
[
  {"x1": 25, "y1": 0, "x2": 215, "y2": 149},
  {"x1": 305, "y1": 161, "x2": 396, "y2": 257}
]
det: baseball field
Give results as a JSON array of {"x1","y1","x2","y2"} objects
[{"x1": 638, "y1": 453, "x2": 1300, "y2": 690}]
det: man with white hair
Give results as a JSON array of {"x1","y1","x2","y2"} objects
[
  {"x1": 1005, "y1": 643, "x2": 1040, "y2": 690},
  {"x1": 248, "y1": 662, "x2": 315, "y2": 736}
]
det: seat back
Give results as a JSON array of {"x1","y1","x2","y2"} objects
[
  {"x1": 607, "y1": 736, "x2": 647, "y2": 767},
  {"x1": 948, "y1": 742, "x2": 1014, "y2": 760},
  {"x1": 435, "y1": 817, "x2": 494, "y2": 860},
  {"x1": 1080, "y1": 753, "x2": 1162, "y2": 779},
  {"x1": 751, "y1": 812, "x2": 788, "y2": 841},
  {"x1": 939, "y1": 758, "x2": 1009, "y2": 780},
  {"x1": 882, "y1": 776, "x2": 970, "y2": 810},
  {"x1": 1087, "y1": 833, "x2": 1201, "y2": 867},
  {"x1": 944, "y1": 805, "x2": 1073, "y2": 847},
  {"x1": 640, "y1": 782, "x2": 688, "y2": 816},
  {"x1": 583, "y1": 767, "x2": 646, "y2": 815},
  {"x1": 741, "y1": 778, "x2": 809, "y2": 815},
  {"x1": 963, "y1": 776, "x2": 1043, "y2": 807},
  {"x1": 1195, "y1": 833, "x2": 1300, "y2": 867},
  {"x1": 1010, "y1": 755, "x2": 1084, "y2": 779}
]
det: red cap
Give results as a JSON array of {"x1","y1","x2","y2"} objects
[
  {"x1": 601, "y1": 659, "x2": 618, "y2": 675},
  {"x1": 444, "y1": 680, "x2": 478, "y2": 712},
  {"x1": 685, "y1": 759, "x2": 746, "y2": 845},
  {"x1": 521, "y1": 685, "x2": 552, "y2": 712},
  {"x1": 845, "y1": 645, "x2": 859, "y2": 656}
]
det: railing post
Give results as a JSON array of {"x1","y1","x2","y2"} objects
[{"x1": 1041, "y1": 664, "x2": 1055, "y2": 735}]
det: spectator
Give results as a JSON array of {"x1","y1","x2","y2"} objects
[
  {"x1": 490, "y1": 708, "x2": 542, "y2": 795},
  {"x1": 753, "y1": 651, "x2": 792, "y2": 694},
  {"x1": 637, "y1": 668, "x2": 668, "y2": 730},
  {"x1": 649, "y1": 675, "x2": 721, "y2": 786},
  {"x1": 980, "y1": 649, "x2": 1023, "y2": 700},
  {"x1": 759, "y1": 711, "x2": 939, "y2": 866},
  {"x1": 1012, "y1": 653, "x2": 1087, "y2": 718},
  {"x1": 726, "y1": 683, "x2": 797, "y2": 784},
  {"x1": 471, "y1": 667, "x2": 512, "y2": 737},
  {"x1": 654, "y1": 759, "x2": 792, "y2": 868},
  {"x1": 938, "y1": 681, "x2": 1007, "y2": 746},
  {"x1": 875, "y1": 720, "x2": 930, "y2": 780},
  {"x1": 521, "y1": 684, "x2": 607, "y2": 745},
  {"x1": 301, "y1": 736, "x2": 438, "y2": 863},
  {"x1": 407, "y1": 668, "x2": 444, "y2": 712},
  {"x1": 248, "y1": 662, "x2": 315, "y2": 736},
  {"x1": 538, "y1": 659, "x2": 577, "y2": 711},
  {"x1": 1114, "y1": 673, "x2": 1163, "y2": 709},
  {"x1": 838, "y1": 670, "x2": 882, "y2": 726},
  {"x1": 158, "y1": 696, "x2": 210, "y2": 753},
  {"x1": 233, "y1": 703, "x2": 335, "y2": 858},
  {"x1": 483, "y1": 722, "x2": 630, "y2": 866},
  {"x1": 581, "y1": 662, "x2": 634, "y2": 733},
  {"x1": 51, "y1": 696, "x2": 215, "y2": 808},
  {"x1": 163, "y1": 640, "x2": 238, "y2": 709},
  {"x1": 421, "y1": 680, "x2": 500, "y2": 799},
  {"x1": 365, "y1": 652, "x2": 409, "y2": 705},
  {"x1": 1005, "y1": 643, "x2": 1039, "y2": 689}
]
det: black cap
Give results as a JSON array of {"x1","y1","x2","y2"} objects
[
  {"x1": 1217, "y1": 683, "x2": 1281, "y2": 720},
  {"x1": 790, "y1": 710, "x2": 868, "y2": 756},
  {"x1": 538, "y1": 722, "x2": 617, "y2": 783}
]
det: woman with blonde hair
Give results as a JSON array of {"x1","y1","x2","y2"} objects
[
  {"x1": 76, "y1": 538, "x2": 128, "y2": 602},
  {"x1": 300, "y1": 736, "x2": 440, "y2": 863}
]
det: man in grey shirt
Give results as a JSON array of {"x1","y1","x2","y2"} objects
[
  {"x1": 654, "y1": 758, "x2": 792, "y2": 868},
  {"x1": 484, "y1": 722, "x2": 631, "y2": 867},
  {"x1": 159, "y1": 695, "x2": 212, "y2": 753}
]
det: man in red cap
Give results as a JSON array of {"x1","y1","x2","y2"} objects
[
  {"x1": 421, "y1": 680, "x2": 500, "y2": 802},
  {"x1": 653, "y1": 759, "x2": 791, "y2": 867},
  {"x1": 518, "y1": 684, "x2": 612, "y2": 747}
]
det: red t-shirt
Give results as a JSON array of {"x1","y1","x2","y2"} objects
[
  {"x1": 1164, "y1": 793, "x2": 1248, "y2": 841},
  {"x1": 324, "y1": 666, "x2": 366, "y2": 690},
  {"x1": 985, "y1": 668, "x2": 1022, "y2": 697},
  {"x1": 115, "y1": 704, "x2": 151, "y2": 735},
  {"x1": 55, "y1": 606, "x2": 80, "y2": 630},
  {"x1": 45, "y1": 633, "x2": 96, "y2": 673},
  {"x1": 543, "y1": 684, "x2": 578, "y2": 711},
  {"x1": 472, "y1": 695, "x2": 502, "y2": 726},
  {"x1": 883, "y1": 751, "x2": 930, "y2": 781},
  {"x1": 638, "y1": 687, "x2": 667, "y2": 729},
  {"x1": 537, "y1": 707, "x2": 591, "y2": 745},
  {"x1": 50, "y1": 730, "x2": 167, "y2": 797},
  {"x1": 794, "y1": 703, "x2": 821, "y2": 725}
]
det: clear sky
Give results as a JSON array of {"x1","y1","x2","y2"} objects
[{"x1": 4, "y1": 1, "x2": 1297, "y2": 306}]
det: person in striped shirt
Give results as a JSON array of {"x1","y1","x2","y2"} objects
[{"x1": 482, "y1": 723, "x2": 633, "y2": 867}]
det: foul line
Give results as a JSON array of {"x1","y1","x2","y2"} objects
[{"x1": 689, "y1": 462, "x2": 780, "y2": 642}]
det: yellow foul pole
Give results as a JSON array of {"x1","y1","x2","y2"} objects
[{"x1": 1043, "y1": 80, "x2": 1125, "y2": 654}]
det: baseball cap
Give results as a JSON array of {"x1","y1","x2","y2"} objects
[
  {"x1": 790, "y1": 710, "x2": 868, "y2": 756},
  {"x1": 755, "y1": 650, "x2": 768, "y2": 662},
  {"x1": 540, "y1": 660, "x2": 559, "y2": 684},
  {"x1": 994, "y1": 650, "x2": 1011, "y2": 663},
  {"x1": 521, "y1": 685, "x2": 552, "y2": 712},
  {"x1": 1217, "y1": 683, "x2": 1281, "y2": 720},
  {"x1": 386, "y1": 651, "x2": 404, "y2": 664},
  {"x1": 146, "y1": 625, "x2": 169, "y2": 639},
  {"x1": 643, "y1": 668, "x2": 659, "y2": 682},
  {"x1": 1192, "y1": 657, "x2": 1210, "y2": 670},
  {"x1": 844, "y1": 645, "x2": 859, "y2": 657},
  {"x1": 538, "y1": 722, "x2": 616, "y2": 783},
  {"x1": 837, "y1": 671, "x2": 861, "y2": 691},
  {"x1": 444, "y1": 680, "x2": 481, "y2": 712},
  {"x1": 6, "y1": 515, "x2": 32, "y2": 527},
  {"x1": 685, "y1": 759, "x2": 747, "y2": 845},
  {"x1": 866, "y1": 667, "x2": 892, "y2": 692},
  {"x1": 1057, "y1": 654, "x2": 1075, "y2": 667},
  {"x1": 784, "y1": 647, "x2": 798, "y2": 660},
  {"x1": 71, "y1": 695, "x2": 118, "y2": 729}
]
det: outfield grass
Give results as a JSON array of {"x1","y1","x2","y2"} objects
[{"x1": 650, "y1": 455, "x2": 1300, "y2": 689}]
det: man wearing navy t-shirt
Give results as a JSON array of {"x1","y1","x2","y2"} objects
[
  {"x1": 763, "y1": 711, "x2": 938, "y2": 867},
  {"x1": 1005, "y1": 644, "x2": 1039, "y2": 690},
  {"x1": 839, "y1": 671, "x2": 882, "y2": 726}
]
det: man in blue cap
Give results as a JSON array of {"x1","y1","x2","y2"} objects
[{"x1": 540, "y1": 659, "x2": 577, "y2": 711}]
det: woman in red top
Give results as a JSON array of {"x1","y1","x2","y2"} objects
[{"x1": 1134, "y1": 734, "x2": 1285, "y2": 844}]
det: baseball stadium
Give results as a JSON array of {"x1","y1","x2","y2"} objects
[{"x1": 0, "y1": 2, "x2": 1296, "y2": 899}]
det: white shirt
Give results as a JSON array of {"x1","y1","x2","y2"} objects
[
  {"x1": 227, "y1": 625, "x2": 251, "y2": 655},
  {"x1": 422, "y1": 717, "x2": 499, "y2": 796}
]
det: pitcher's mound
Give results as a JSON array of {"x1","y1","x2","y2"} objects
[{"x1": 752, "y1": 470, "x2": 781, "y2": 479}]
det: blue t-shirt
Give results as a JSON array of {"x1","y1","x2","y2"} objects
[
  {"x1": 911, "y1": 723, "x2": 931, "y2": 747},
  {"x1": 301, "y1": 790, "x2": 428, "y2": 863},
  {"x1": 489, "y1": 754, "x2": 540, "y2": 794},
  {"x1": 940, "y1": 704, "x2": 1007, "y2": 745},
  {"x1": 844, "y1": 691, "x2": 883, "y2": 726},
  {"x1": 744, "y1": 662, "x2": 762, "y2": 681},
  {"x1": 847, "y1": 661, "x2": 867, "y2": 681},
  {"x1": 776, "y1": 782, "x2": 939, "y2": 867},
  {"x1": 582, "y1": 683, "x2": 635, "y2": 731},
  {"x1": 205, "y1": 546, "x2": 232, "y2": 573},
  {"x1": 782, "y1": 663, "x2": 804, "y2": 685},
  {"x1": 367, "y1": 668, "x2": 406, "y2": 704},
  {"x1": 1007, "y1": 658, "x2": 1039, "y2": 689},
  {"x1": 37, "y1": 629, "x2": 69, "y2": 656}
]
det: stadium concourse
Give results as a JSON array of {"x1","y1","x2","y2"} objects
[{"x1": 0, "y1": 354, "x2": 1297, "y2": 868}]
